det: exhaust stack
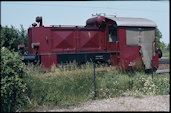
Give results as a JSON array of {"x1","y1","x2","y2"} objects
[{"x1": 36, "y1": 16, "x2": 43, "y2": 27}]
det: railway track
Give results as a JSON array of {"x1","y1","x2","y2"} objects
[
  {"x1": 158, "y1": 57, "x2": 170, "y2": 64},
  {"x1": 156, "y1": 69, "x2": 170, "y2": 74},
  {"x1": 157, "y1": 57, "x2": 169, "y2": 74}
]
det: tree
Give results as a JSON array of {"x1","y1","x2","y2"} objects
[
  {"x1": 166, "y1": 43, "x2": 170, "y2": 51},
  {"x1": 156, "y1": 28, "x2": 162, "y2": 49},
  {"x1": 1, "y1": 25, "x2": 28, "y2": 52},
  {"x1": 19, "y1": 25, "x2": 28, "y2": 51},
  {"x1": 156, "y1": 27, "x2": 167, "y2": 51}
]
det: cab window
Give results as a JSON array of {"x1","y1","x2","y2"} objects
[{"x1": 108, "y1": 24, "x2": 117, "y2": 42}]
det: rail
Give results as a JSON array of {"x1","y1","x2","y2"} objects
[
  {"x1": 158, "y1": 58, "x2": 170, "y2": 64},
  {"x1": 157, "y1": 57, "x2": 170, "y2": 74}
]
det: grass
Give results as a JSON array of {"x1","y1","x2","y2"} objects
[{"x1": 20, "y1": 63, "x2": 170, "y2": 112}]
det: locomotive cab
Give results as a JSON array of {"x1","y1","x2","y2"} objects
[
  {"x1": 104, "y1": 16, "x2": 158, "y2": 72},
  {"x1": 86, "y1": 15, "x2": 159, "y2": 72}
]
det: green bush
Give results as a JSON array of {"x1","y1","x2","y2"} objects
[{"x1": 1, "y1": 47, "x2": 27, "y2": 112}]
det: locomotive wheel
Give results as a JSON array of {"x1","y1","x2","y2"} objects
[
  {"x1": 152, "y1": 67, "x2": 157, "y2": 72},
  {"x1": 145, "y1": 67, "x2": 157, "y2": 74}
]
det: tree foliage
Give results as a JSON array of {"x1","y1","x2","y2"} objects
[
  {"x1": 1, "y1": 47, "x2": 27, "y2": 112},
  {"x1": 156, "y1": 27, "x2": 168, "y2": 52},
  {"x1": 156, "y1": 28, "x2": 162, "y2": 39},
  {"x1": 1, "y1": 25, "x2": 28, "y2": 52},
  {"x1": 166, "y1": 43, "x2": 170, "y2": 51}
]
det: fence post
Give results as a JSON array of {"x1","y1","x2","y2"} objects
[
  {"x1": 151, "y1": 60, "x2": 153, "y2": 79},
  {"x1": 93, "y1": 62, "x2": 96, "y2": 100}
]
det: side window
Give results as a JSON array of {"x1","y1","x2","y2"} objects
[
  {"x1": 108, "y1": 24, "x2": 117, "y2": 42},
  {"x1": 126, "y1": 27, "x2": 140, "y2": 46},
  {"x1": 126, "y1": 27, "x2": 155, "y2": 46}
]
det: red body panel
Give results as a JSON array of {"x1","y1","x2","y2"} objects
[
  {"x1": 52, "y1": 30, "x2": 77, "y2": 53},
  {"x1": 41, "y1": 54, "x2": 57, "y2": 70}
]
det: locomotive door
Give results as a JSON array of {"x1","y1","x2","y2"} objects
[
  {"x1": 106, "y1": 23, "x2": 119, "y2": 65},
  {"x1": 107, "y1": 24, "x2": 118, "y2": 52}
]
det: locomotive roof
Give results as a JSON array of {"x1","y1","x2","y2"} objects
[{"x1": 106, "y1": 17, "x2": 157, "y2": 27}]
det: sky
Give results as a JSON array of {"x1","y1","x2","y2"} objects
[{"x1": 1, "y1": 1, "x2": 170, "y2": 45}]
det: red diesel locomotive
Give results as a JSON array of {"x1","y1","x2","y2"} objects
[{"x1": 18, "y1": 15, "x2": 162, "y2": 72}]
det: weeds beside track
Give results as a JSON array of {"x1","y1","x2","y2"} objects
[{"x1": 20, "y1": 62, "x2": 170, "y2": 112}]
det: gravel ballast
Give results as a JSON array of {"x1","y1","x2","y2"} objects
[{"x1": 47, "y1": 95, "x2": 170, "y2": 112}]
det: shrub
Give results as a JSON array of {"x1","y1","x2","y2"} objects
[{"x1": 1, "y1": 47, "x2": 27, "y2": 112}]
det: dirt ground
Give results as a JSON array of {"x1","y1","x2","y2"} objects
[{"x1": 47, "y1": 95, "x2": 170, "y2": 112}]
